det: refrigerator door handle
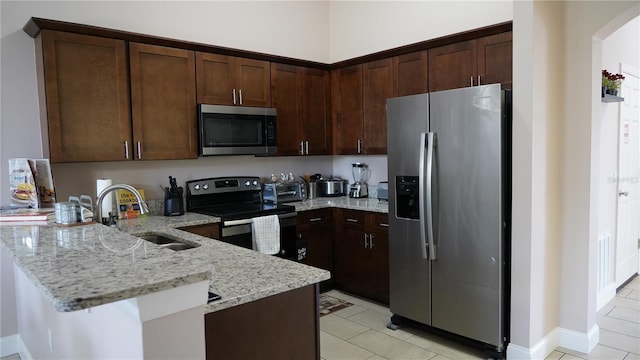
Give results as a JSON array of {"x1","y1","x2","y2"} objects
[
  {"x1": 426, "y1": 132, "x2": 437, "y2": 260},
  {"x1": 419, "y1": 132, "x2": 429, "y2": 260}
]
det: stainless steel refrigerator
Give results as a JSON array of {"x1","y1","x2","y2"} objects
[{"x1": 386, "y1": 84, "x2": 511, "y2": 356}]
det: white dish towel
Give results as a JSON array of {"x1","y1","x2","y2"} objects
[{"x1": 251, "y1": 215, "x2": 280, "y2": 255}]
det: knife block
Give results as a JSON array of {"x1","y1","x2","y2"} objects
[{"x1": 164, "y1": 187, "x2": 184, "y2": 216}]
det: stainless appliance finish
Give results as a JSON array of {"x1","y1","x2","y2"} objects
[
  {"x1": 197, "y1": 104, "x2": 277, "y2": 156},
  {"x1": 318, "y1": 179, "x2": 348, "y2": 197},
  {"x1": 263, "y1": 182, "x2": 307, "y2": 204},
  {"x1": 185, "y1": 176, "x2": 305, "y2": 262},
  {"x1": 386, "y1": 84, "x2": 511, "y2": 356}
]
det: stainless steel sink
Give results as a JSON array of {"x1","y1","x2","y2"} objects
[{"x1": 134, "y1": 232, "x2": 200, "y2": 251}]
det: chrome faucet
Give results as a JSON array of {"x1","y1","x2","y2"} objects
[{"x1": 96, "y1": 184, "x2": 149, "y2": 224}]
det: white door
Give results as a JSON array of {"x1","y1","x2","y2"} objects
[{"x1": 615, "y1": 64, "x2": 640, "y2": 287}]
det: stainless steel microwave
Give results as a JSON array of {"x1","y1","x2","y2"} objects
[{"x1": 197, "y1": 104, "x2": 277, "y2": 156}]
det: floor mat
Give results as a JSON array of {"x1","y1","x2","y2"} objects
[{"x1": 319, "y1": 294, "x2": 353, "y2": 316}]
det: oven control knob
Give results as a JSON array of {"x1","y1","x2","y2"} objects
[
  {"x1": 252, "y1": 180, "x2": 259, "y2": 186},
  {"x1": 194, "y1": 184, "x2": 200, "y2": 191},
  {"x1": 203, "y1": 184, "x2": 209, "y2": 190},
  {"x1": 245, "y1": 180, "x2": 251, "y2": 187}
]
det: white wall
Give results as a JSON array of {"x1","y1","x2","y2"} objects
[
  {"x1": 328, "y1": 1, "x2": 513, "y2": 63},
  {"x1": 509, "y1": 2, "x2": 565, "y2": 356}
]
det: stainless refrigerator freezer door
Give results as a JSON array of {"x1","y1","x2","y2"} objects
[
  {"x1": 386, "y1": 93, "x2": 431, "y2": 325},
  {"x1": 428, "y1": 84, "x2": 505, "y2": 347}
]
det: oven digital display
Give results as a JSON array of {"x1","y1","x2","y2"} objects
[{"x1": 215, "y1": 179, "x2": 239, "y2": 188}]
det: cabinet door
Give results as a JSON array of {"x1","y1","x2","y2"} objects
[
  {"x1": 130, "y1": 43, "x2": 197, "y2": 160},
  {"x1": 477, "y1": 32, "x2": 512, "y2": 89},
  {"x1": 368, "y1": 213, "x2": 390, "y2": 304},
  {"x1": 393, "y1": 51, "x2": 428, "y2": 96},
  {"x1": 428, "y1": 40, "x2": 477, "y2": 92},
  {"x1": 271, "y1": 63, "x2": 301, "y2": 156},
  {"x1": 363, "y1": 59, "x2": 393, "y2": 155},
  {"x1": 301, "y1": 68, "x2": 331, "y2": 155},
  {"x1": 299, "y1": 209, "x2": 333, "y2": 272},
  {"x1": 41, "y1": 31, "x2": 131, "y2": 163},
  {"x1": 196, "y1": 53, "x2": 235, "y2": 105},
  {"x1": 236, "y1": 58, "x2": 271, "y2": 107},
  {"x1": 333, "y1": 65, "x2": 363, "y2": 155}
]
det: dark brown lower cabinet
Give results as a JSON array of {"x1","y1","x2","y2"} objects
[
  {"x1": 204, "y1": 284, "x2": 320, "y2": 360},
  {"x1": 334, "y1": 209, "x2": 390, "y2": 304},
  {"x1": 299, "y1": 209, "x2": 334, "y2": 290}
]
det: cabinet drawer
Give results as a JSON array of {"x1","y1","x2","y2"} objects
[
  {"x1": 297, "y1": 209, "x2": 331, "y2": 229},
  {"x1": 178, "y1": 223, "x2": 219, "y2": 239},
  {"x1": 368, "y1": 213, "x2": 389, "y2": 233},
  {"x1": 340, "y1": 209, "x2": 366, "y2": 228}
]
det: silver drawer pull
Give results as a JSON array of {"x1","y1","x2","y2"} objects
[
  {"x1": 346, "y1": 218, "x2": 359, "y2": 223},
  {"x1": 309, "y1": 217, "x2": 323, "y2": 222},
  {"x1": 379, "y1": 223, "x2": 389, "y2": 227}
]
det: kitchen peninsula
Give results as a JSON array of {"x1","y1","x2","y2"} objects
[{"x1": 1, "y1": 213, "x2": 330, "y2": 359}]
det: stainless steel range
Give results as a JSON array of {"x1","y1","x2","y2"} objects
[{"x1": 185, "y1": 176, "x2": 305, "y2": 261}]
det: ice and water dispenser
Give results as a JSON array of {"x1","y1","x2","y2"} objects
[{"x1": 395, "y1": 176, "x2": 419, "y2": 219}]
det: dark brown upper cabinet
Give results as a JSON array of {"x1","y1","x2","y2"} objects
[
  {"x1": 393, "y1": 50, "x2": 429, "y2": 97},
  {"x1": 129, "y1": 43, "x2": 197, "y2": 160},
  {"x1": 332, "y1": 65, "x2": 364, "y2": 155},
  {"x1": 363, "y1": 59, "x2": 394, "y2": 155},
  {"x1": 428, "y1": 32, "x2": 512, "y2": 92},
  {"x1": 38, "y1": 30, "x2": 132, "y2": 163},
  {"x1": 271, "y1": 64, "x2": 331, "y2": 156},
  {"x1": 477, "y1": 32, "x2": 513, "y2": 90},
  {"x1": 196, "y1": 53, "x2": 271, "y2": 107}
]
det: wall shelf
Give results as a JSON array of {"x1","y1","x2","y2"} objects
[{"x1": 602, "y1": 94, "x2": 624, "y2": 103}]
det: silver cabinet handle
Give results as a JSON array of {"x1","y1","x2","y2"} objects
[
  {"x1": 300, "y1": 141, "x2": 305, "y2": 155},
  {"x1": 124, "y1": 141, "x2": 129, "y2": 159},
  {"x1": 477, "y1": 75, "x2": 481, "y2": 86},
  {"x1": 232, "y1": 89, "x2": 237, "y2": 105},
  {"x1": 369, "y1": 233, "x2": 374, "y2": 248},
  {"x1": 619, "y1": 191, "x2": 629, "y2": 197},
  {"x1": 379, "y1": 223, "x2": 389, "y2": 228},
  {"x1": 305, "y1": 140, "x2": 309, "y2": 155},
  {"x1": 470, "y1": 76, "x2": 474, "y2": 87},
  {"x1": 239, "y1": 89, "x2": 243, "y2": 105},
  {"x1": 357, "y1": 139, "x2": 362, "y2": 154},
  {"x1": 346, "y1": 218, "x2": 359, "y2": 223},
  {"x1": 364, "y1": 233, "x2": 369, "y2": 248},
  {"x1": 309, "y1": 217, "x2": 323, "y2": 222},
  {"x1": 137, "y1": 141, "x2": 142, "y2": 160}
]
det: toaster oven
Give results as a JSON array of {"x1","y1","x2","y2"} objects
[{"x1": 263, "y1": 182, "x2": 306, "y2": 204}]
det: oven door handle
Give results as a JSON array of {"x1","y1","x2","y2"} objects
[
  {"x1": 223, "y1": 212, "x2": 297, "y2": 226},
  {"x1": 223, "y1": 219, "x2": 253, "y2": 226}
]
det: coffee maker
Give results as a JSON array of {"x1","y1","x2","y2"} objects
[{"x1": 349, "y1": 163, "x2": 370, "y2": 198}]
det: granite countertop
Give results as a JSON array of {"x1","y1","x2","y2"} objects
[
  {"x1": 0, "y1": 197, "x2": 382, "y2": 315},
  {"x1": 292, "y1": 196, "x2": 389, "y2": 213},
  {"x1": 1, "y1": 213, "x2": 330, "y2": 314}
]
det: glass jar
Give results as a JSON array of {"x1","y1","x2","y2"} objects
[{"x1": 55, "y1": 202, "x2": 77, "y2": 225}]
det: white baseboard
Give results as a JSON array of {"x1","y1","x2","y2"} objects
[
  {"x1": 0, "y1": 334, "x2": 19, "y2": 357},
  {"x1": 16, "y1": 335, "x2": 33, "y2": 360},
  {"x1": 506, "y1": 324, "x2": 599, "y2": 359},
  {"x1": 558, "y1": 323, "x2": 599, "y2": 354},
  {"x1": 507, "y1": 328, "x2": 559, "y2": 360}
]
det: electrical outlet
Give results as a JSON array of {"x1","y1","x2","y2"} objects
[{"x1": 48, "y1": 328, "x2": 53, "y2": 353}]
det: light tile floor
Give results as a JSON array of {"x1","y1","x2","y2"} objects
[{"x1": 320, "y1": 275, "x2": 640, "y2": 360}]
